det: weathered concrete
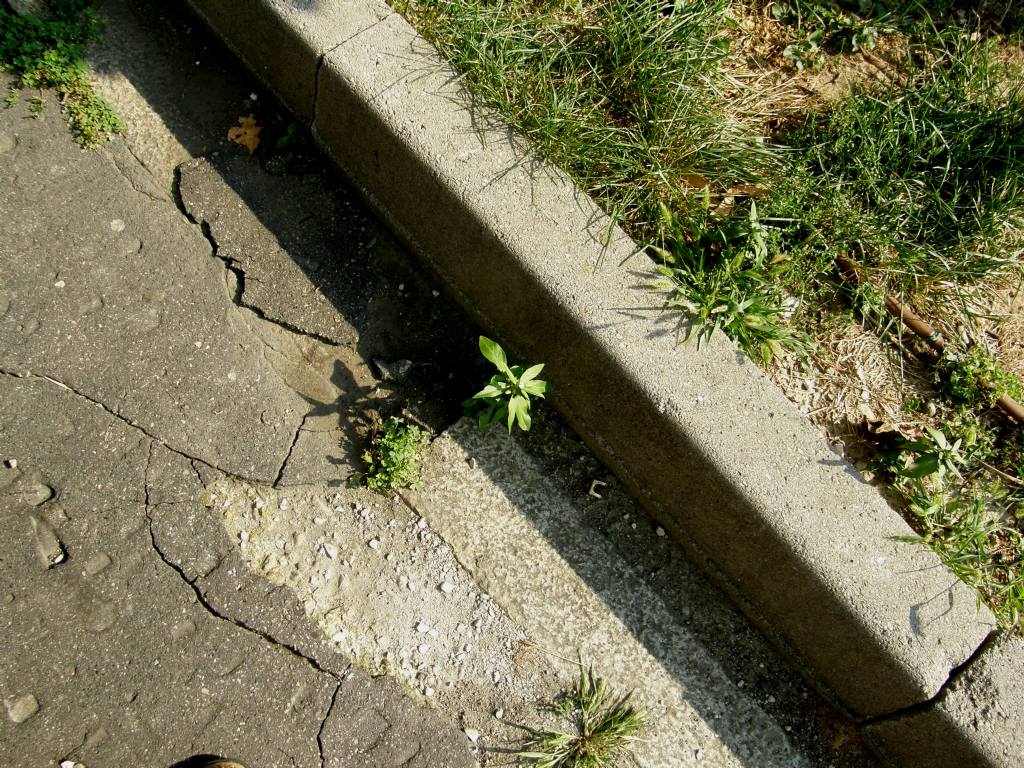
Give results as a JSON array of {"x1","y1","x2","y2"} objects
[
  {"x1": 0, "y1": 88, "x2": 305, "y2": 482},
  {"x1": 865, "y1": 632, "x2": 1024, "y2": 768},
  {"x1": 406, "y1": 421, "x2": 810, "y2": 768},
  {"x1": 182, "y1": 0, "x2": 390, "y2": 123},
  {"x1": 181, "y1": 0, "x2": 998, "y2": 720},
  {"x1": 0, "y1": 49, "x2": 479, "y2": 765},
  {"x1": 178, "y1": 155, "x2": 373, "y2": 346},
  {"x1": 0, "y1": 375, "x2": 337, "y2": 767}
]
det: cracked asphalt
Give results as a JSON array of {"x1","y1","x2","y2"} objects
[{"x1": 0, "y1": 1, "x2": 480, "y2": 764}]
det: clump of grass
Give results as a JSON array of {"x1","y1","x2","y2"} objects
[
  {"x1": 1, "y1": 0, "x2": 124, "y2": 147},
  {"x1": 654, "y1": 200, "x2": 808, "y2": 363},
  {"x1": 778, "y1": 31, "x2": 1024, "y2": 298},
  {"x1": 519, "y1": 657, "x2": 644, "y2": 768},
  {"x1": 937, "y1": 346, "x2": 1024, "y2": 411},
  {"x1": 359, "y1": 416, "x2": 430, "y2": 493},
  {"x1": 395, "y1": 0, "x2": 778, "y2": 242}
]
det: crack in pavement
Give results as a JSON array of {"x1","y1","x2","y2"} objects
[
  {"x1": 859, "y1": 628, "x2": 999, "y2": 726},
  {"x1": 274, "y1": 414, "x2": 308, "y2": 489},
  {"x1": 178, "y1": 193, "x2": 341, "y2": 348},
  {"x1": 101, "y1": 143, "x2": 167, "y2": 203},
  {"x1": 316, "y1": 679, "x2": 342, "y2": 768},
  {"x1": 142, "y1": 441, "x2": 345, "y2": 686},
  {"x1": 0, "y1": 366, "x2": 251, "y2": 481}
]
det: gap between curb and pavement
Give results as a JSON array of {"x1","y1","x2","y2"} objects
[{"x1": 181, "y1": 1, "x2": 1022, "y2": 766}]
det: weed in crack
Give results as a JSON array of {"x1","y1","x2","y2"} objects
[{"x1": 518, "y1": 656, "x2": 644, "y2": 768}]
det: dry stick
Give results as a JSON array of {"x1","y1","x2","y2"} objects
[{"x1": 834, "y1": 254, "x2": 1024, "y2": 426}]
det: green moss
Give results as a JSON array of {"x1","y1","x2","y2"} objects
[{"x1": 1, "y1": 0, "x2": 124, "y2": 147}]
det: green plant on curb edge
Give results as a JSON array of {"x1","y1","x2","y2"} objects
[
  {"x1": 1, "y1": 0, "x2": 124, "y2": 147},
  {"x1": 469, "y1": 336, "x2": 547, "y2": 433},
  {"x1": 518, "y1": 655, "x2": 645, "y2": 768},
  {"x1": 652, "y1": 201, "x2": 809, "y2": 364},
  {"x1": 358, "y1": 416, "x2": 429, "y2": 493}
]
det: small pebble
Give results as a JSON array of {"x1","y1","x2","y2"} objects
[
  {"x1": 83, "y1": 552, "x2": 111, "y2": 576},
  {"x1": 439, "y1": 581, "x2": 454, "y2": 594},
  {"x1": 464, "y1": 728, "x2": 480, "y2": 743},
  {"x1": 416, "y1": 622, "x2": 430, "y2": 634},
  {"x1": 5, "y1": 693, "x2": 39, "y2": 724},
  {"x1": 655, "y1": 526, "x2": 666, "y2": 537},
  {"x1": 424, "y1": 687, "x2": 434, "y2": 698},
  {"x1": 417, "y1": 643, "x2": 430, "y2": 655},
  {"x1": 279, "y1": 498, "x2": 289, "y2": 511},
  {"x1": 4, "y1": 459, "x2": 16, "y2": 469},
  {"x1": 494, "y1": 709, "x2": 504, "y2": 719},
  {"x1": 368, "y1": 538, "x2": 381, "y2": 550}
]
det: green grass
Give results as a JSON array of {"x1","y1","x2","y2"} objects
[
  {"x1": 396, "y1": 0, "x2": 779, "y2": 243},
  {"x1": 1, "y1": 0, "x2": 123, "y2": 147},
  {"x1": 775, "y1": 31, "x2": 1024, "y2": 300},
  {"x1": 519, "y1": 657, "x2": 644, "y2": 768}
]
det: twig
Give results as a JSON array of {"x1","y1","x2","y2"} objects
[{"x1": 978, "y1": 460, "x2": 1024, "y2": 489}]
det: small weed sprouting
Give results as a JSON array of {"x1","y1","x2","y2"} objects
[
  {"x1": 886, "y1": 422, "x2": 1024, "y2": 626},
  {"x1": 468, "y1": 336, "x2": 547, "y2": 433},
  {"x1": 1, "y1": 0, "x2": 124, "y2": 147},
  {"x1": 519, "y1": 655, "x2": 644, "y2": 768},
  {"x1": 937, "y1": 347, "x2": 1024, "y2": 411},
  {"x1": 897, "y1": 426, "x2": 968, "y2": 483},
  {"x1": 653, "y1": 201, "x2": 808, "y2": 364},
  {"x1": 895, "y1": 480, "x2": 1024, "y2": 627},
  {"x1": 358, "y1": 416, "x2": 429, "y2": 493},
  {"x1": 773, "y1": 0, "x2": 893, "y2": 71}
]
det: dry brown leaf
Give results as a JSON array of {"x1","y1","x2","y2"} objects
[{"x1": 227, "y1": 115, "x2": 262, "y2": 155}]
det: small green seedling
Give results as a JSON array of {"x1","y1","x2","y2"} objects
[
  {"x1": 518, "y1": 655, "x2": 645, "y2": 768},
  {"x1": 359, "y1": 416, "x2": 429, "y2": 493},
  {"x1": 470, "y1": 336, "x2": 547, "y2": 433}
]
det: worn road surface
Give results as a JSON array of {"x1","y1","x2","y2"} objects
[{"x1": 0, "y1": 2, "x2": 882, "y2": 767}]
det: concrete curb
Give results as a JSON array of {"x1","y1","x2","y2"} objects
[{"x1": 183, "y1": 1, "x2": 1015, "y2": 764}]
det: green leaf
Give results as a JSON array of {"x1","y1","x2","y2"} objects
[
  {"x1": 473, "y1": 383, "x2": 507, "y2": 400},
  {"x1": 518, "y1": 363, "x2": 545, "y2": 386},
  {"x1": 905, "y1": 455, "x2": 940, "y2": 479},
  {"x1": 479, "y1": 336, "x2": 509, "y2": 373},
  {"x1": 507, "y1": 394, "x2": 531, "y2": 432},
  {"x1": 522, "y1": 378, "x2": 547, "y2": 397}
]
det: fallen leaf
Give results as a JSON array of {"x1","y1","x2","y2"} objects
[{"x1": 227, "y1": 115, "x2": 262, "y2": 155}]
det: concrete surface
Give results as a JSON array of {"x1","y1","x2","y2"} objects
[
  {"x1": 1, "y1": 0, "x2": 1016, "y2": 766},
  {"x1": 865, "y1": 632, "x2": 1024, "y2": 768},
  {"x1": 0, "y1": 23, "x2": 480, "y2": 761},
  {"x1": 181, "y1": 0, "x2": 997, "y2": 723}
]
